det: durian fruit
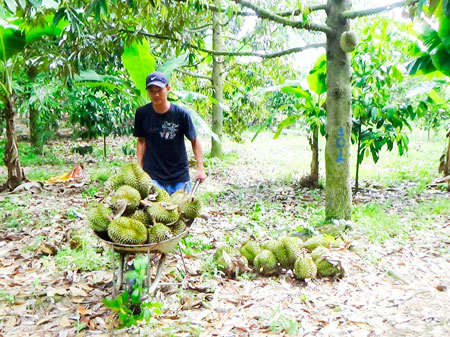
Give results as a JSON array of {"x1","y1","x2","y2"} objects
[
  {"x1": 121, "y1": 162, "x2": 153, "y2": 198},
  {"x1": 170, "y1": 220, "x2": 186, "y2": 236},
  {"x1": 171, "y1": 190, "x2": 188, "y2": 204},
  {"x1": 316, "y1": 258, "x2": 343, "y2": 277},
  {"x1": 108, "y1": 216, "x2": 147, "y2": 245},
  {"x1": 310, "y1": 246, "x2": 329, "y2": 262},
  {"x1": 105, "y1": 174, "x2": 124, "y2": 191},
  {"x1": 155, "y1": 187, "x2": 171, "y2": 203},
  {"x1": 261, "y1": 240, "x2": 279, "y2": 254},
  {"x1": 303, "y1": 235, "x2": 333, "y2": 252},
  {"x1": 213, "y1": 246, "x2": 241, "y2": 270},
  {"x1": 274, "y1": 237, "x2": 303, "y2": 270},
  {"x1": 130, "y1": 209, "x2": 153, "y2": 227},
  {"x1": 254, "y1": 249, "x2": 278, "y2": 276},
  {"x1": 148, "y1": 223, "x2": 171, "y2": 243},
  {"x1": 111, "y1": 185, "x2": 141, "y2": 214},
  {"x1": 145, "y1": 202, "x2": 179, "y2": 224},
  {"x1": 294, "y1": 254, "x2": 317, "y2": 280},
  {"x1": 240, "y1": 241, "x2": 262, "y2": 265},
  {"x1": 87, "y1": 202, "x2": 112, "y2": 232},
  {"x1": 179, "y1": 196, "x2": 201, "y2": 219}
]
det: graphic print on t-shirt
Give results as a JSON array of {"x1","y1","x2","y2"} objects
[{"x1": 160, "y1": 121, "x2": 179, "y2": 140}]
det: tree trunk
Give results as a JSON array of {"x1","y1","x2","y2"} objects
[
  {"x1": 29, "y1": 106, "x2": 44, "y2": 155},
  {"x1": 446, "y1": 131, "x2": 450, "y2": 191},
  {"x1": 325, "y1": 0, "x2": 352, "y2": 220},
  {"x1": 355, "y1": 121, "x2": 362, "y2": 192},
  {"x1": 308, "y1": 126, "x2": 319, "y2": 184},
  {"x1": 27, "y1": 65, "x2": 44, "y2": 154},
  {"x1": 210, "y1": 0, "x2": 224, "y2": 158},
  {"x1": 4, "y1": 96, "x2": 26, "y2": 189}
]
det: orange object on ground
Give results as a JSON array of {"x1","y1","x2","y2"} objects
[{"x1": 46, "y1": 163, "x2": 86, "y2": 183}]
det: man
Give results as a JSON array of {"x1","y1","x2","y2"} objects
[{"x1": 133, "y1": 71, "x2": 207, "y2": 194}]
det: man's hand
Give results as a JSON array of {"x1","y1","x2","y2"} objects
[{"x1": 195, "y1": 168, "x2": 207, "y2": 182}]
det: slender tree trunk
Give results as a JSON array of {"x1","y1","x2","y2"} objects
[
  {"x1": 29, "y1": 106, "x2": 44, "y2": 155},
  {"x1": 308, "y1": 126, "x2": 319, "y2": 184},
  {"x1": 446, "y1": 131, "x2": 450, "y2": 191},
  {"x1": 27, "y1": 66, "x2": 43, "y2": 154},
  {"x1": 211, "y1": 0, "x2": 224, "y2": 158},
  {"x1": 4, "y1": 96, "x2": 26, "y2": 189},
  {"x1": 325, "y1": 0, "x2": 352, "y2": 220},
  {"x1": 104, "y1": 135, "x2": 107, "y2": 158},
  {"x1": 355, "y1": 121, "x2": 362, "y2": 192}
]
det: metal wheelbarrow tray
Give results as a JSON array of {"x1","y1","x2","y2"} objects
[
  {"x1": 94, "y1": 179, "x2": 201, "y2": 295},
  {"x1": 94, "y1": 219, "x2": 193, "y2": 296}
]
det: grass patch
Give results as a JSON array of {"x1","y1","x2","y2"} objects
[{"x1": 0, "y1": 196, "x2": 32, "y2": 229}]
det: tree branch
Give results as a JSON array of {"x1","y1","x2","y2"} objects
[
  {"x1": 230, "y1": 0, "x2": 331, "y2": 34},
  {"x1": 278, "y1": 4, "x2": 328, "y2": 17},
  {"x1": 129, "y1": 30, "x2": 325, "y2": 59},
  {"x1": 176, "y1": 69, "x2": 212, "y2": 81},
  {"x1": 341, "y1": 0, "x2": 417, "y2": 20}
]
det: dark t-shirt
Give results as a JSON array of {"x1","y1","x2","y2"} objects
[{"x1": 133, "y1": 103, "x2": 197, "y2": 184}]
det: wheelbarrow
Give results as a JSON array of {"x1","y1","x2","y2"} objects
[{"x1": 94, "y1": 179, "x2": 201, "y2": 296}]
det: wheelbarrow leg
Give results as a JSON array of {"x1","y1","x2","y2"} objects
[
  {"x1": 148, "y1": 253, "x2": 167, "y2": 295},
  {"x1": 112, "y1": 251, "x2": 126, "y2": 297},
  {"x1": 178, "y1": 242, "x2": 188, "y2": 275},
  {"x1": 146, "y1": 248, "x2": 152, "y2": 288}
]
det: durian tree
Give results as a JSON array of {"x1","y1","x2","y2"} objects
[
  {"x1": 0, "y1": 3, "x2": 67, "y2": 190},
  {"x1": 406, "y1": 0, "x2": 450, "y2": 188},
  {"x1": 229, "y1": 0, "x2": 419, "y2": 219}
]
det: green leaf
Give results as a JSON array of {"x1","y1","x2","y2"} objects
[
  {"x1": 175, "y1": 102, "x2": 221, "y2": 142},
  {"x1": 0, "y1": 20, "x2": 25, "y2": 61},
  {"x1": 4, "y1": 0, "x2": 17, "y2": 14},
  {"x1": 431, "y1": 44, "x2": 450, "y2": 75},
  {"x1": 428, "y1": 89, "x2": 446, "y2": 103},
  {"x1": 407, "y1": 54, "x2": 436, "y2": 75},
  {"x1": 438, "y1": 16, "x2": 450, "y2": 48},
  {"x1": 306, "y1": 53, "x2": 327, "y2": 95},
  {"x1": 157, "y1": 53, "x2": 188, "y2": 80},
  {"x1": 274, "y1": 115, "x2": 299, "y2": 139},
  {"x1": 121, "y1": 39, "x2": 156, "y2": 98},
  {"x1": 75, "y1": 69, "x2": 119, "y2": 82},
  {"x1": 444, "y1": 0, "x2": 450, "y2": 16}
]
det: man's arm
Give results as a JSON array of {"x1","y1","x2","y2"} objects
[
  {"x1": 136, "y1": 137, "x2": 146, "y2": 168},
  {"x1": 191, "y1": 137, "x2": 207, "y2": 182}
]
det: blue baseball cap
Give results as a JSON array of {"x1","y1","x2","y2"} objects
[{"x1": 145, "y1": 71, "x2": 168, "y2": 88}]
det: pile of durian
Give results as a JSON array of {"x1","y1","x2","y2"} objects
[
  {"x1": 214, "y1": 235, "x2": 344, "y2": 280},
  {"x1": 87, "y1": 163, "x2": 201, "y2": 245}
]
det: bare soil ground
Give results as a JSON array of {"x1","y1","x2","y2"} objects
[{"x1": 0, "y1": 132, "x2": 449, "y2": 336}]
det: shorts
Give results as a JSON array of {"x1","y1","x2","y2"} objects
[{"x1": 152, "y1": 180, "x2": 191, "y2": 195}]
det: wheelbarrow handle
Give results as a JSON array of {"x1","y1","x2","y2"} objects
[{"x1": 190, "y1": 178, "x2": 201, "y2": 196}]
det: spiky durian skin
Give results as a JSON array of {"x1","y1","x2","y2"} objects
[
  {"x1": 87, "y1": 202, "x2": 112, "y2": 232},
  {"x1": 170, "y1": 220, "x2": 186, "y2": 236},
  {"x1": 294, "y1": 255, "x2": 317, "y2": 280},
  {"x1": 179, "y1": 197, "x2": 201, "y2": 219},
  {"x1": 108, "y1": 217, "x2": 147, "y2": 245},
  {"x1": 148, "y1": 223, "x2": 171, "y2": 243},
  {"x1": 274, "y1": 237, "x2": 303, "y2": 270},
  {"x1": 316, "y1": 258, "x2": 341, "y2": 277},
  {"x1": 310, "y1": 246, "x2": 329, "y2": 262},
  {"x1": 240, "y1": 241, "x2": 262, "y2": 265},
  {"x1": 145, "y1": 203, "x2": 179, "y2": 224},
  {"x1": 121, "y1": 162, "x2": 153, "y2": 198},
  {"x1": 130, "y1": 209, "x2": 153, "y2": 227},
  {"x1": 261, "y1": 240, "x2": 279, "y2": 254},
  {"x1": 213, "y1": 246, "x2": 241, "y2": 270},
  {"x1": 155, "y1": 187, "x2": 171, "y2": 203},
  {"x1": 303, "y1": 236, "x2": 332, "y2": 252},
  {"x1": 254, "y1": 250, "x2": 278, "y2": 276},
  {"x1": 105, "y1": 174, "x2": 124, "y2": 192},
  {"x1": 171, "y1": 190, "x2": 188, "y2": 204},
  {"x1": 111, "y1": 185, "x2": 141, "y2": 214}
]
